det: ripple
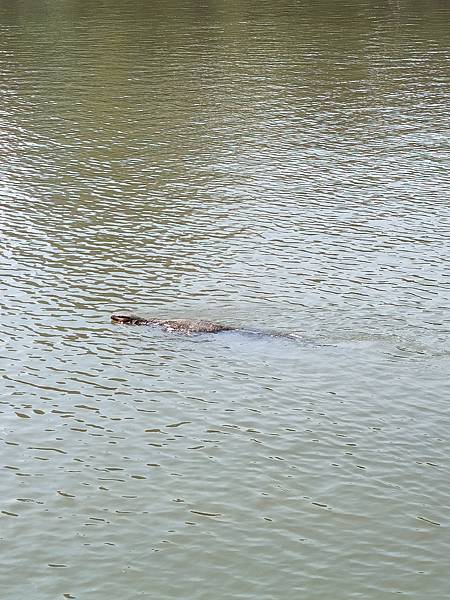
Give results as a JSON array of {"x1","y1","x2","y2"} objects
[{"x1": 1, "y1": 0, "x2": 450, "y2": 598}]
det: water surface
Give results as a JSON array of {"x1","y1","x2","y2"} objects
[{"x1": 1, "y1": 1, "x2": 449, "y2": 598}]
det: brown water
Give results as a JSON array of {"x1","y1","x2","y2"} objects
[{"x1": 1, "y1": 1, "x2": 450, "y2": 598}]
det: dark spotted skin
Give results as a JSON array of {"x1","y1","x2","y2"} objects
[
  {"x1": 110, "y1": 314, "x2": 305, "y2": 342},
  {"x1": 111, "y1": 314, "x2": 235, "y2": 334}
]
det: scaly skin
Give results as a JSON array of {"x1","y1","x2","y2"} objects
[{"x1": 111, "y1": 314, "x2": 235, "y2": 334}]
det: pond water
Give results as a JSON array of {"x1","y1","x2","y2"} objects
[{"x1": 1, "y1": 0, "x2": 449, "y2": 598}]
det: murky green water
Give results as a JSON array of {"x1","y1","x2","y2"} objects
[{"x1": 1, "y1": 0, "x2": 449, "y2": 598}]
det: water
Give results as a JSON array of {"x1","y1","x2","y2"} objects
[{"x1": 1, "y1": 0, "x2": 449, "y2": 598}]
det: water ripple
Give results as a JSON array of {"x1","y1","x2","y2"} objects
[{"x1": 1, "y1": 0, "x2": 450, "y2": 598}]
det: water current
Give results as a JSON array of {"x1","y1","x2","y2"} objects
[{"x1": 1, "y1": 1, "x2": 449, "y2": 598}]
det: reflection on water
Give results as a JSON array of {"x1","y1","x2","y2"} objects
[{"x1": 1, "y1": 0, "x2": 449, "y2": 598}]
